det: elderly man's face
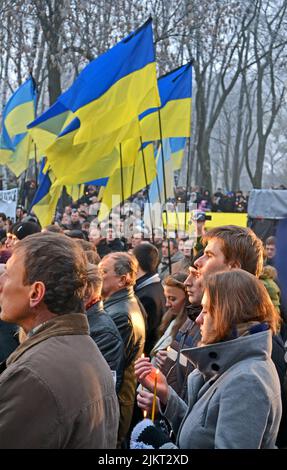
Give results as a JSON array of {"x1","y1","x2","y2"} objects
[
  {"x1": 0, "y1": 248, "x2": 32, "y2": 325},
  {"x1": 99, "y1": 256, "x2": 123, "y2": 299}
]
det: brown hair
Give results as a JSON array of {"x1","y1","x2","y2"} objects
[
  {"x1": 203, "y1": 269, "x2": 281, "y2": 344},
  {"x1": 159, "y1": 272, "x2": 188, "y2": 338},
  {"x1": 265, "y1": 236, "x2": 276, "y2": 246},
  {"x1": 13, "y1": 232, "x2": 88, "y2": 314},
  {"x1": 75, "y1": 239, "x2": 100, "y2": 265},
  {"x1": 203, "y1": 225, "x2": 264, "y2": 276},
  {"x1": 85, "y1": 263, "x2": 102, "y2": 301},
  {"x1": 102, "y1": 252, "x2": 138, "y2": 286}
]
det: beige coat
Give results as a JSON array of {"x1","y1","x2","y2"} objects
[{"x1": 0, "y1": 313, "x2": 119, "y2": 449}]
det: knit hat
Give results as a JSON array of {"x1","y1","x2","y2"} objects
[
  {"x1": 12, "y1": 222, "x2": 41, "y2": 240},
  {"x1": 130, "y1": 418, "x2": 171, "y2": 449}
]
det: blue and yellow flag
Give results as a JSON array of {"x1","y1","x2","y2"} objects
[
  {"x1": 170, "y1": 137, "x2": 186, "y2": 170},
  {"x1": 98, "y1": 141, "x2": 156, "y2": 221},
  {"x1": 148, "y1": 139, "x2": 174, "y2": 205},
  {"x1": 59, "y1": 18, "x2": 160, "y2": 146},
  {"x1": 28, "y1": 100, "x2": 73, "y2": 155},
  {"x1": 0, "y1": 77, "x2": 37, "y2": 176},
  {"x1": 30, "y1": 160, "x2": 62, "y2": 228},
  {"x1": 139, "y1": 63, "x2": 192, "y2": 141},
  {"x1": 28, "y1": 19, "x2": 160, "y2": 187}
]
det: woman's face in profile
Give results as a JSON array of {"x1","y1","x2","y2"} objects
[
  {"x1": 164, "y1": 285, "x2": 186, "y2": 314},
  {"x1": 196, "y1": 290, "x2": 215, "y2": 345}
]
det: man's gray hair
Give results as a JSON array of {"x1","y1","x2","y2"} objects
[{"x1": 109, "y1": 252, "x2": 138, "y2": 286}]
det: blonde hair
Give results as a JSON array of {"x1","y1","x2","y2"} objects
[{"x1": 203, "y1": 269, "x2": 280, "y2": 343}]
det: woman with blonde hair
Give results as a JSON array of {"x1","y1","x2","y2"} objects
[{"x1": 132, "y1": 269, "x2": 282, "y2": 449}]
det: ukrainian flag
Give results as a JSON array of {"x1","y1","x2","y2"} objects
[
  {"x1": 139, "y1": 62, "x2": 192, "y2": 141},
  {"x1": 30, "y1": 160, "x2": 62, "y2": 228},
  {"x1": 28, "y1": 101, "x2": 73, "y2": 155},
  {"x1": 29, "y1": 19, "x2": 160, "y2": 186},
  {"x1": 44, "y1": 117, "x2": 138, "y2": 186},
  {"x1": 59, "y1": 18, "x2": 160, "y2": 146},
  {"x1": 170, "y1": 137, "x2": 186, "y2": 170},
  {"x1": 0, "y1": 77, "x2": 37, "y2": 176},
  {"x1": 98, "y1": 141, "x2": 156, "y2": 221},
  {"x1": 66, "y1": 176, "x2": 108, "y2": 202}
]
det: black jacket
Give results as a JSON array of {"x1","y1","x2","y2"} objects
[
  {"x1": 86, "y1": 301, "x2": 125, "y2": 393},
  {"x1": 104, "y1": 287, "x2": 146, "y2": 367},
  {"x1": 104, "y1": 287, "x2": 146, "y2": 444},
  {"x1": 97, "y1": 238, "x2": 126, "y2": 258},
  {"x1": 135, "y1": 273, "x2": 166, "y2": 355}
]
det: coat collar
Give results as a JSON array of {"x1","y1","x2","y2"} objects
[
  {"x1": 181, "y1": 329, "x2": 272, "y2": 381},
  {"x1": 135, "y1": 273, "x2": 161, "y2": 291},
  {"x1": 86, "y1": 300, "x2": 105, "y2": 318},
  {"x1": 7, "y1": 313, "x2": 89, "y2": 366},
  {"x1": 104, "y1": 286, "x2": 134, "y2": 307}
]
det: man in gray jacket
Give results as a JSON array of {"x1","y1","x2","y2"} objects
[{"x1": 0, "y1": 232, "x2": 119, "y2": 449}]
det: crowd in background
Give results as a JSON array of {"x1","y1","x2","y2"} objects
[{"x1": 0, "y1": 184, "x2": 286, "y2": 449}]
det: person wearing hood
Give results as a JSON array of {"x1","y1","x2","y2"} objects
[{"x1": 132, "y1": 270, "x2": 282, "y2": 449}]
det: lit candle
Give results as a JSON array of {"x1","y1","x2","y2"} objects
[
  {"x1": 140, "y1": 353, "x2": 147, "y2": 418},
  {"x1": 151, "y1": 369, "x2": 159, "y2": 422}
]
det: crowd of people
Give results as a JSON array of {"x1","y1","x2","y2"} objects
[{"x1": 0, "y1": 194, "x2": 286, "y2": 449}]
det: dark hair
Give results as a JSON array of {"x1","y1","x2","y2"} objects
[
  {"x1": 13, "y1": 232, "x2": 88, "y2": 315},
  {"x1": 162, "y1": 238, "x2": 178, "y2": 250},
  {"x1": 203, "y1": 225, "x2": 264, "y2": 276},
  {"x1": 133, "y1": 242, "x2": 159, "y2": 273},
  {"x1": 65, "y1": 229, "x2": 86, "y2": 240},
  {"x1": 0, "y1": 213, "x2": 7, "y2": 222},
  {"x1": 75, "y1": 239, "x2": 100, "y2": 265},
  {"x1": 43, "y1": 224, "x2": 63, "y2": 234},
  {"x1": 203, "y1": 269, "x2": 280, "y2": 343},
  {"x1": 266, "y1": 236, "x2": 276, "y2": 246},
  {"x1": 12, "y1": 221, "x2": 41, "y2": 240}
]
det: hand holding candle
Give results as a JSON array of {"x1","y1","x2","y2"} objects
[
  {"x1": 135, "y1": 357, "x2": 169, "y2": 405},
  {"x1": 151, "y1": 368, "x2": 159, "y2": 422},
  {"x1": 140, "y1": 354, "x2": 148, "y2": 418}
]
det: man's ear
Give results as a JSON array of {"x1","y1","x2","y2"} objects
[
  {"x1": 118, "y1": 274, "x2": 128, "y2": 288},
  {"x1": 29, "y1": 281, "x2": 46, "y2": 308}
]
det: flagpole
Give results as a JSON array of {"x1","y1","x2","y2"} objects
[
  {"x1": 140, "y1": 138, "x2": 155, "y2": 244},
  {"x1": 155, "y1": 173, "x2": 162, "y2": 204},
  {"x1": 157, "y1": 110, "x2": 172, "y2": 275},
  {"x1": 184, "y1": 137, "x2": 192, "y2": 234},
  {"x1": 119, "y1": 143, "x2": 124, "y2": 217},
  {"x1": 34, "y1": 143, "x2": 38, "y2": 190},
  {"x1": 130, "y1": 158, "x2": 136, "y2": 196}
]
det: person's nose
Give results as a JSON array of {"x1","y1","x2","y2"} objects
[
  {"x1": 194, "y1": 255, "x2": 204, "y2": 269},
  {"x1": 184, "y1": 273, "x2": 193, "y2": 288},
  {"x1": 195, "y1": 310, "x2": 204, "y2": 326}
]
